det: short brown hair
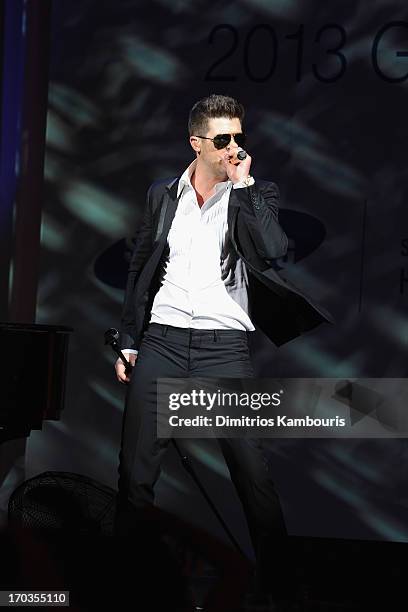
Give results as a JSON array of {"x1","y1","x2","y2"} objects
[{"x1": 188, "y1": 94, "x2": 245, "y2": 136}]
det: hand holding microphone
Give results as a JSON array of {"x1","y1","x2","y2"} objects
[
  {"x1": 105, "y1": 327, "x2": 137, "y2": 384},
  {"x1": 223, "y1": 148, "x2": 252, "y2": 184}
]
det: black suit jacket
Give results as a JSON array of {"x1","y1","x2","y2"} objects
[{"x1": 119, "y1": 176, "x2": 334, "y2": 351}]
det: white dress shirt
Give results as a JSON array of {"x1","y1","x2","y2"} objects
[{"x1": 125, "y1": 159, "x2": 255, "y2": 356}]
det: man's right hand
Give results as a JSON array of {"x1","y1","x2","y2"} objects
[{"x1": 115, "y1": 353, "x2": 137, "y2": 384}]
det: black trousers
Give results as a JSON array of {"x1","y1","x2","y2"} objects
[{"x1": 114, "y1": 322, "x2": 287, "y2": 592}]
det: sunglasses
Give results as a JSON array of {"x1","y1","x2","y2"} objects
[{"x1": 195, "y1": 132, "x2": 246, "y2": 150}]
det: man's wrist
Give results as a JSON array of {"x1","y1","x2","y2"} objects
[
  {"x1": 122, "y1": 349, "x2": 138, "y2": 355},
  {"x1": 233, "y1": 175, "x2": 255, "y2": 189}
]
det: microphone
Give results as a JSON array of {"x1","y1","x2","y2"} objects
[{"x1": 237, "y1": 149, "x2": 247, "y2": 160}]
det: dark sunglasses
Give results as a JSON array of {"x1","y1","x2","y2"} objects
[{"x1": 195, "y1": 132, "x2": 246, "y2": 150}]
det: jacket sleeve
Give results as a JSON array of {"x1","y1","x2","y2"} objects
[
  {"x1": 231, "y1": 181, "x2": 288, "y2": 261},
  {"x1": 119, "y1": 184, "x2": 154, "y2": 350}
]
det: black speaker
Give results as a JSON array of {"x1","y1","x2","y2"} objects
[{"x1": 8, "y1": 471, "x2": 116, "y2": 534}]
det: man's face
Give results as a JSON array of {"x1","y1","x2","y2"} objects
[{"x1": 190, "y1": 116, "x2": 243, "y2": 179}]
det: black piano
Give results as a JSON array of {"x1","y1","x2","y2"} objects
[{"x1": 0, "y1": 322, "x2": 72, "y2": 443}]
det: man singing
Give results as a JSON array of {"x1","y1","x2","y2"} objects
[{"x1": 113, "y1": 94, "x2": 332, "y2": 602}]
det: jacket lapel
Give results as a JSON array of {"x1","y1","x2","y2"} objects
[
  {"x1": 153, "y1": 177, "x2": 180, "y2": 245},
  {"x1": 227, "y1": 194, "x2": 240, "y2": 251}
]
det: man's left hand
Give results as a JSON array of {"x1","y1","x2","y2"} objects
[{"x1": 221, "y1": 151, "x2": 252, "y2": 184}]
